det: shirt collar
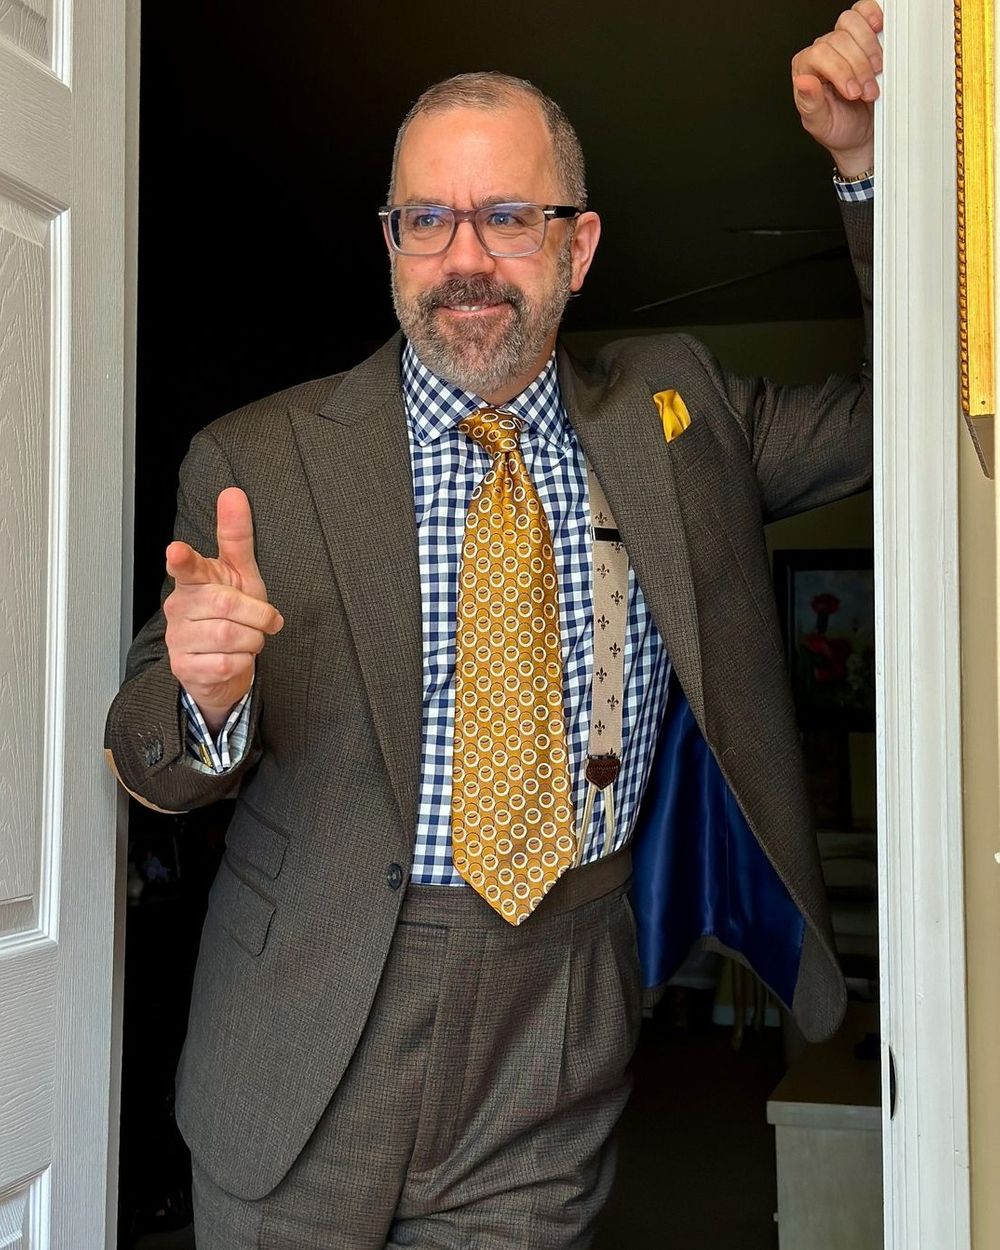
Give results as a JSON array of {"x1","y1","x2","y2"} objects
[{"x1": 401, "y1": 340, "x2": 566, "y2": 449}]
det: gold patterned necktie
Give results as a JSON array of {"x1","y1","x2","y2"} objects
[{"x1": 451, "y1": 407, "x2": 577, "y2": 925}]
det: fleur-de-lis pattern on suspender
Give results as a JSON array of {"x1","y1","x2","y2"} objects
[
  {"x1": 450, "y1": 407, "x2": 631, "y2": 919},
  {"x1": 576, "y1": 465, "x2": 628, "y2": 864}
]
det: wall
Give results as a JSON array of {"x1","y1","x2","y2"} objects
[
  {"x1": 958, "y1": 424, "x2": 1000, "y2": 1248},
  {"x1": 565, "y1": 317, "x2": 865, "y2": 380}
]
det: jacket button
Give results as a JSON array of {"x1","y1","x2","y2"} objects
[
  {"x1": 143, "y1": 739, "x2": 163, "y2": 767},
  {"x1": 386, "y1": 863, "x2": 404, "y2": 890}
]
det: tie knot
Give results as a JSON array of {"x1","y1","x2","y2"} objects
[{"x1": 458, "y1": 408, "x2": 523, "y2": 456}]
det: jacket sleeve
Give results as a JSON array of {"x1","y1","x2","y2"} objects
[
  {"x1": 680, "y1": 198, "x2": 873, "y2": 522},
  {"x1": 104, "y1": 427, "x2": 264, "y2": 813}
]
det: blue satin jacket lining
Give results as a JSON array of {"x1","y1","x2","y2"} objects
[{"x1": 630, "y1": 671, "x2": 806, "y2": 1008}]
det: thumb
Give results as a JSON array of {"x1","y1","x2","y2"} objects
[
  {"x1": 215, "y1": 487, "x2": 262, "y2": 585},
  {"x1": 793, "y1": 74, "x2": 829, "y2": 122}
]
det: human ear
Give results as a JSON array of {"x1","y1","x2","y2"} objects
[{"x1": 569, "y1": 212, "x2": 601, "y2": 292}]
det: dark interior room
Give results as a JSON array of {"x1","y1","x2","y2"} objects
[{"x1": 121, "y1": 3, "x2": 878, "y2": 1246}]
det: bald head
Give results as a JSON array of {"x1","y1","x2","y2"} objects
[{"x1": 388, "y1": 71, "x2": 587, "y2": 209}]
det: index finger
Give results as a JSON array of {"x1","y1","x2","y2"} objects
[
  {"x1": 853, "y1": 0, "x2": 884, "y2": 32},
  {"x1": 166, "y1": 540, "x2": 218, "y2": 586},
  {"x1": 836, "y1": 8, "x2": 883, "y2": 68}
]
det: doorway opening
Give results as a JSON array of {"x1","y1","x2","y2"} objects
[{"x1": 120, "y1": 3, "x2": 888, "y2": 1246}]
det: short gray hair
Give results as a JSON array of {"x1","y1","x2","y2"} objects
[{"x1": 388, "y1": 71, "x2": 587, "y2": 208}]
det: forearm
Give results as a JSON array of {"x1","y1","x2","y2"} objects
[
  {"x1": 764, "y1": 192, "x2": 872, "y2": 519},
  {"x1": 105, "y1": 638, "x2": 263, "y2": 813},
  {"x1": 105, "y1": 428, "x2": 264, "y2": 810},
  {"x1": 840, "y1": 196, "x2": 873, "y2": 395},
  {"x1": 756, "y1": 192, "x2": 873, "y2": 520},
  {"x1": 676, "y1": 194, "x2": 873, "y2": 522}
]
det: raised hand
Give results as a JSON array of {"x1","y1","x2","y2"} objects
[
  {"x1": 164, "y1": 487, "x2": 284, "y2": 734},
  {"x1": 792, "y1": 0, "x2": 883, "y2": 176}
]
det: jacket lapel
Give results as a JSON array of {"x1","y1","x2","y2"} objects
[
  {"x1": 286, "y1": 333, "x2": 707, "y2": 833},
  {"x1": 289, "y1": 335, "x2": 423, "y2": 837},
  {"x1": 558, "y1": 345, "x2": 706, "y2": 727}
]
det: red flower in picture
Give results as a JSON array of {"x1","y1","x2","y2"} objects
[
  {"x1": 801, "y1": 633, "x2": 850, "y2": 684},
  {"x1": 802, "y1": 633, "x2": 832, "y2": 657},
  {"x1": 811, "y1": 593, "x2": 840, "y2": 616},
  {"x1": 811, "y1": 592, "x2": 841, "y2": 634}
]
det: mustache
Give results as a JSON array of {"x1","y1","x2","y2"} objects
[{"x1": 417, "y1": 276, "x2": 524, "y2": 313}]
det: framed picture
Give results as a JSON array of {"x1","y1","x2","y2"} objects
[{"x1": 773, "y1": 548, "x2": 876, "y2": 731}]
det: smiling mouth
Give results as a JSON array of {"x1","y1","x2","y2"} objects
[{"x1": 441, "y1": 302, "x2": 507, "y2": 313}]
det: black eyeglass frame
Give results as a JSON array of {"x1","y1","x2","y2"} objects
[{"x1": 378, "y1": 202, "x2": 582, "y2": 258}]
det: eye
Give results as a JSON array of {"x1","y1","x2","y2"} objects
[
  {"x1": 404, "y1": 207, "x2": 450, "y2": 233},
  {"x1": 484, "y1": 208, "x2": 525, "y2": 229}
]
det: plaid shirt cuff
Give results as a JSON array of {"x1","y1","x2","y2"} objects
[
  {"x1": 834, "y1": 174, "x2": 875, "y2": 203},
  {"x1": 181, "y1": 687, "x2": 253, "y2": 774}
]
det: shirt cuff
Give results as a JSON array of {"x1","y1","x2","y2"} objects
[
  {"x1": 181, "y1": 687, "x2": 253, "y2": 775},
  {"x1": 834, "y1": 173, "x2": 875, "y2": 203}
]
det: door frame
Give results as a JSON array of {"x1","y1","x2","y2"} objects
[
  {"x1": 106, "y1": 0, "x2": 141, "y2": 1243},
  {"x1": 103, "y1": 4, "x2": 976, "y2": 1246},
  {"x1": 875, "y1": 4, "x2": 972, "y2": 1246}
]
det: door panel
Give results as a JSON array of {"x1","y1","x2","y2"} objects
[
  {"x1": 0, "y1": 191, "x2": 55, "y2": 942},
  {"x1": 0, "y1": 0, "x2": 52, "y2": 67},
  {"x1": 0, "y1": 0, "x2": 131, "y2": 1244}
]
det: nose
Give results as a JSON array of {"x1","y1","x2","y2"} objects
[{"x1": 442, "y1": 218, "x2": 496, "y2": 278}]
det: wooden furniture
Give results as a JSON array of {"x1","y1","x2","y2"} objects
[{"x1": 767, "y1": 1003, "x2": 882, "y2": 1249}]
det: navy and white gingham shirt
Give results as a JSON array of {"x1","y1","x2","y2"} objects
[
  {"x1": 183, "y1": 176, "x2": 874, "y2": 879},
  {"x1": 401, "y1": 343, "x2": 670, "y2": 883},
  {"x1": 832, "y1": 171, "x2": 875, "y2": 203},
  {"x1": 179, "y1": 344, "x2": 674, "y2": 885}
]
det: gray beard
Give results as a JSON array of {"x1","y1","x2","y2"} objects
[{"x1": 391, "y1": 243, "x2": 573, "y2": 396}]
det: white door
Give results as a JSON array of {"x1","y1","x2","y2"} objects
[
  {"x1": 0, "y1": 0, "x2": 133, "y2": 1246},
  {"x1": 0, "y1": 4, "x2": 976, "y2": 1250}
]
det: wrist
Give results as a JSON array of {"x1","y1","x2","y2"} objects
[
  {"x1": 203, "y1": 710, "x2": 231, "y2": 737},
  {"x1": 189, "y1": 695, "x2": 243, "y2": 737},
  {"x1": 829, "y1": 148, "x2": 875, "y2": 180}
]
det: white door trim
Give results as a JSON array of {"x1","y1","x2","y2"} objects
[
  {"x1": 875, "y1": 4, "x2": 972, "y2": 1246},
  {"x1": 106, "y1": 1, "x2": 141, "y2": 1243}
]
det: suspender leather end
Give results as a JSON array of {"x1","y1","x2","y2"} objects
[{"x1": 585, "y1": 753, "x2": 621, "y2": 790}]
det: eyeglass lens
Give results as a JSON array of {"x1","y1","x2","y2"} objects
[{"x1": 390, "y1": 204, "x2": 548, "y2": 256}]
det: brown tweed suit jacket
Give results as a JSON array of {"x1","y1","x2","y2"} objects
[{"x1": 106, "y1": 201, "x2": 873, "y2": 1200}]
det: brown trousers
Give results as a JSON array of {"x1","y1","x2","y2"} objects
[{"x1": 191, "y1": 851, "x2": 641, "y2": 1249}]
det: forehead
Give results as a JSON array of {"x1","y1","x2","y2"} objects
[{"x1": 394, "y1": 101, "x2": 560, "y2": 203}]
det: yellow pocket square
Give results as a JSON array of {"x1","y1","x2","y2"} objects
[{"x1": 653, "y1": 389, "x2": 692, "y2": 444}]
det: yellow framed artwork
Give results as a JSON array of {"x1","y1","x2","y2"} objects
[{"x1": 956, "y1": 0, "x2": 996, "y2": 475}]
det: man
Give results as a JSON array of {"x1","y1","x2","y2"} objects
[{"x1": 106, "y1": 5, "x2": 882, "y2": 1245}]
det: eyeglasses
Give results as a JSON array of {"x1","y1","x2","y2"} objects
[{"x1": 378, "y1": 202, "x2": 582, "y2": 258}]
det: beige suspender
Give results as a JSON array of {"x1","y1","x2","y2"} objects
[{"x1": 573, "y1": 463, "x2": 628, "y2": 866}]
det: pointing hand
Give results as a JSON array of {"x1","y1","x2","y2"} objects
[{"x1": 164, "y1": 487, "x2": 284, "y2": 734}]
